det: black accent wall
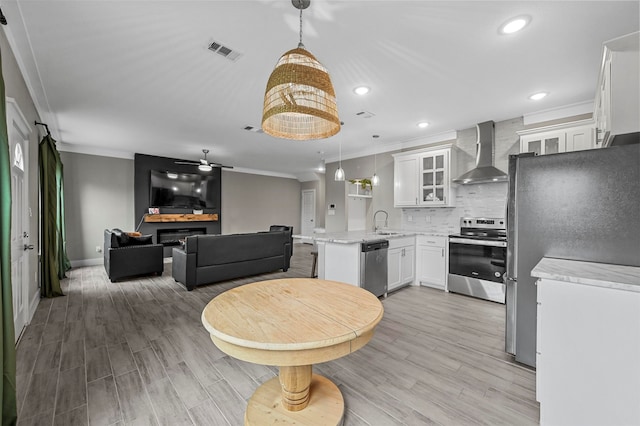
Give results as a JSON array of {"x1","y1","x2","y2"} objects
[{"x1": 134, "y1": 153, "x2": 222, "y2": 243}]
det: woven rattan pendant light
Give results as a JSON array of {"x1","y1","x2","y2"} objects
[{"x1": 261, "y1": 0, "x2": 340, "y2": 140}]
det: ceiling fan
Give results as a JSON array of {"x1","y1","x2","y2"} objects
[{"x1": 175, "y1": 149, "x2": 233, "y2": 171}]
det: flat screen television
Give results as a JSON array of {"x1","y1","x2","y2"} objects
[{"x1": 149, "y1": 170, "x2": 218, "y2": 209}]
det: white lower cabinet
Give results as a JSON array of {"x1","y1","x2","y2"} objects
[
  {"x1": 415, "y1": 235, "x2": 447, "y2": 290},
  {"x1": 536, "y1": 278, "x2": 640, "y2": 426},
  {"x1": 387, "y1": 237, "x2": 415, "y2": 292}
]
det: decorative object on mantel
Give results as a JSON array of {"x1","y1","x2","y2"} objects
[
  {"x1": 148, "y1": 207, "x2": 159, "y2": 214},
  {"x1": 261, "y1": 0, "x2": 340, "y2": 140},
  {"x1": 334, "y1": 139, "x2": 345, "y2": 181},
  {"x1": 143, "y1": 213, "x2": 218, "y2": 223}
]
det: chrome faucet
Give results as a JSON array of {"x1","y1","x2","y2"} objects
[{"x1": 373, "y1": 210, "x2": 389, "y2": 231}]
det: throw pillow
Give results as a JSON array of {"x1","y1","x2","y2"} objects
[
  {"x1": 126, "y1": 231, "x2": 142, "y2": 237},
  {"x1": 127, "y1": 235, "x2": 153, "y2": 246},
  {"x1": 111, "y1": 228, "x2": 129, "y2": 246}
]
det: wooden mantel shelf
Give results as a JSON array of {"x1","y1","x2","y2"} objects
[{"x1": 144, "y1": 213, "x2": 218, "y2": 223}]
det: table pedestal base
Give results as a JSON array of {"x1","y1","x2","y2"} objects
[{"x1": 245, "y1": 374, "x2": 344, "y2": 425}]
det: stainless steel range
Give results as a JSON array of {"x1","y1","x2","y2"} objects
[{"x1": 448, "y1": 217, "x2": 506, "y2": 303}]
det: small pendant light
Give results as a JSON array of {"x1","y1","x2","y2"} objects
[
  {"x1": 334, "y1": 139, "x2": 345, "y2": 181},
  {"x1": 371, "y1": 135, "x2": 380, "y2": 186}
]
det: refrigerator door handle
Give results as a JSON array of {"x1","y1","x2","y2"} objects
[{"x1": 505, "y1": 277, "x2": 517, "y2": 355}]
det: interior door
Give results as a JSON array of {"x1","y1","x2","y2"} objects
[
  {"x1": 7, "y1": 99, "x2": 31, "y2": 342},
  {"x1": 301, "y1": 189, "x2": 315, "y2": 235}
]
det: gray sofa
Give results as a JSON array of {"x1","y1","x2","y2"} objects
[{"x1": 171, "y1": 226, "x2": 293, "y2": 290}]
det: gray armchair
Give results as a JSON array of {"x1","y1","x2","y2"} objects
[{"x1": 104, "y1": 229, "x2": 164, "y2": 282}]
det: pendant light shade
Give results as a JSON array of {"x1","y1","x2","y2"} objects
[
  {"x1": 371, "y1": 135, "x2": 380, "y2": 186},
  {"x1": 335, "y1": 138, "x2": 345, "y2": 181},
  {"x1": 261, "y1": 0, "x2": 340, "y2": 140}
]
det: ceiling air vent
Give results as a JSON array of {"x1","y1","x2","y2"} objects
[
  {"x1": 243, "y1": 125, "x2": 263, "y2": 133},
  {"x1": 208, "y1": 41, "x2": 243, "y2": 62},
  {"x1": 356, "y1": 111, "x2": 375, "y2": 119}
]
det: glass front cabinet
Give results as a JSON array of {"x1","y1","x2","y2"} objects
[
  {"x1": 393, "y1": 145, "x2": 455, "y2": 208},
  {"x1": 420, "y1": 150, "x2": 449, "y2": 206},
  {"x1": 518, "y1": 120, "x2": 595, "y2": 156}
]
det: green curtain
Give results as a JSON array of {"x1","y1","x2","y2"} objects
[
  {"x1": 0, "y1": 47, "x2": 18, "y2": 425},
  {"x1": 38, "y1": 134, "x2": 69, "y2": 298}
]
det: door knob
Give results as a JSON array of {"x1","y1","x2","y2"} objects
[{"x1": 23, "y1": 244, "x2": 34, "y2": 251}]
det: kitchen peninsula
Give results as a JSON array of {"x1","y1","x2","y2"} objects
[
  {"x1": 531, "y1": 257, "x2": 640, "y2": 426},
  {"x1": 294, "y1": 230, "x2": 449, "y2": 293}
]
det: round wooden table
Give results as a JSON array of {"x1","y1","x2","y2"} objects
[{"x1": 201, "y1": 278, "x2": 384, "y2": 425}]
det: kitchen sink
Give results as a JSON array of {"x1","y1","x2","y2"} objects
[{"x1": 376, "y1": 231, "x2": 400, "y2": 235}]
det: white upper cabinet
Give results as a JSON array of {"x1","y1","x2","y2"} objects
[
  {"x1": 594, "y1": 31, "x2": 639, "y2": 147},
  {"x1": 393, "y1": 155, "x2": 419, "y2": 206},
  {"x1": 393, "y1": 145, "x2": 455, "y2": 208},
  {"x1": 517, "y1": 120, "x2": 595, "y2": 156}
]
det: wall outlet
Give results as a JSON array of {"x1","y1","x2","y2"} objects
[{"x1": 96, "y1": 245, "x2": 102, "y2": 253}]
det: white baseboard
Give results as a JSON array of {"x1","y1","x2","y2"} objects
[
  {"x1": 70, "y1": 258, "x2": 103, "y2": 268},
  {"x1": 28, "y1": 290, "x2": 40, "y2": 323}
]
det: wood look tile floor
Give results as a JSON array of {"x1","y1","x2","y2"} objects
[{"x1": 16, "y1": 243, "x2": 539, "y2": 425}]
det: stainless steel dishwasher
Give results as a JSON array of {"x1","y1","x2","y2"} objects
[{"x1": 360, "y1": 240, "x2": 389, "y2": 297}]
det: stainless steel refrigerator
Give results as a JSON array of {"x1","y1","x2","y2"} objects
[{"x1": 505, "y1": 143, "x2": 640, "y2": 367}]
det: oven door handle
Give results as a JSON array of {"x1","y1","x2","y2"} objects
[{"x1": 449, "y1": 237, "x2": 507, "y2": 247}]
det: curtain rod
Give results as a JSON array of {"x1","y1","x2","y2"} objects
[{"x1": 34, "y1": 121, "x2": 51, "y2": 136}]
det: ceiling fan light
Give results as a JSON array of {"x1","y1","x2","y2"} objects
[
  {"x1": 198, "y1": 164, "x2": 212, "y2": 172},
  {"x1": 334, "y1": 167, "x2": 345, "y2": 181}
]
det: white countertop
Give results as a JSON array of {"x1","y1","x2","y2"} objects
[
  {"x1": 531, "y1": 257, "x2": 640, "y2": 293},
  {"x1": 293, "y1": 230, "x2": 449, "y2": 244}
]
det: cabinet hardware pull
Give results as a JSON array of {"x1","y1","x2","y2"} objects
[{"x1": 441, "y1": 248, "x2": 444, "y2": 257}]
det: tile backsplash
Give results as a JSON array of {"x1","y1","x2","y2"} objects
[{"x1": 401, "y1": 182, "x2": 508, "y2": 234}]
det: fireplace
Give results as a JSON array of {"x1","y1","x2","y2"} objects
[{"x1": 157, "y1": 227, "x2": 206, "y2": 247}]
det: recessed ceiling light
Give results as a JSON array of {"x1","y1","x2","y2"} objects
[
  {"x1": 354, "y1": 86, "x2": 370, "y2": 95},
  {"x1": 417, "y1": 122, "x2": 429, "y2": 129},
  {"x1": 529, "y1": 92, "x2": 548, "y2": 101},
  {"x1": 499, "y1": 16, "x2": 531, "y2": 34}
]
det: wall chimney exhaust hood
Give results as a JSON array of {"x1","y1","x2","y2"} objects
[{"x1": 453, "y1": 121, "x2": 507, "y2": 184}]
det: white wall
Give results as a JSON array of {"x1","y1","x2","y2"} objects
[
  {"x1": 221, "y1": 170, "x2": 301, "y2": 234},
  {"x1": 61, "y1": 152, "x2": 134, "y2": 264}
]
